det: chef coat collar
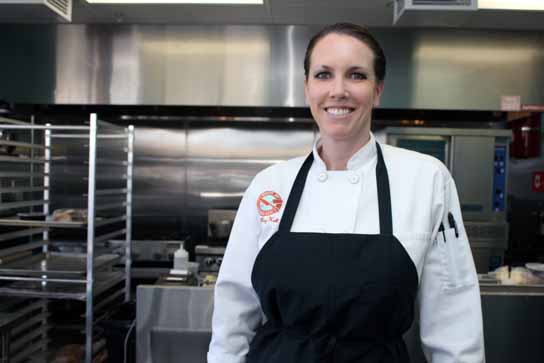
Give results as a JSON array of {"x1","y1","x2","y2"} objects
[{"x1": 312, "y1": 133, "x2": 378, "y2": 172}]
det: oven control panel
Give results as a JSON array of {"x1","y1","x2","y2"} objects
[
  {"x1": 195, "y1": 245, "x2": 225, "y2": 273},
  {"x1": 493, "y1": 145, "x2": 507, "y2": 212}
]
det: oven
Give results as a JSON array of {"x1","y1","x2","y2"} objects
[{"x1": 378, "y1": 127, "x2": 512, "y2": 272}]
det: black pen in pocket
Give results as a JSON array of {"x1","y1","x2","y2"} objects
[
  {"x1": 438, "y1": 222, "x2": 446, "y2": 242},
  {"x1": 448, "y1": 212, "x2": 459, "y2": 238}
]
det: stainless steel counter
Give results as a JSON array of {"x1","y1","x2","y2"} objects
[
  {"x1": 137, "y1": 286, "x2": 213, "y2": 363},
  {"x1": 136, "y1": 284, "x2": 544, "y2": 363}
]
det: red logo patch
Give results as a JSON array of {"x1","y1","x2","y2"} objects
[{"x1": 257, "y1": 191, "x2": 283, "y2": 223}]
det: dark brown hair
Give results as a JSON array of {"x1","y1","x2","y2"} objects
[{"x1": 303, "y1": 23, "x2": 386, "y2": 82}]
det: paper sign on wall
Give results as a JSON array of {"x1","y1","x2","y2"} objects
[
  {"x1": 533, "y1": 172, "x2": 544, "y2": 193},
  {"x1": 501, "y1": 96, "x2": 521, "y2": 111}
]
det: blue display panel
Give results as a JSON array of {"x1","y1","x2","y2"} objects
[{"x1": 493, "y1": 145, "x2": 507, "y2": 212}]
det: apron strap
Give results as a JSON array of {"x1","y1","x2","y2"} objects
[
  {"x1": 278, "y1": 152, "x2": 314, "y2": 232},
  {"x1": 375, "y1": 142, "x2": 393, "y2": 235},
  {"x1": 279, "y1": 142, "x2": 393, "y2": 235}
]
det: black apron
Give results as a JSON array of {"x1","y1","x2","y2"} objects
[{"x1": 248, "y1": 143, "x2": 419, "y2": 363}]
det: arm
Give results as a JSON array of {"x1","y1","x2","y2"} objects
[
  {"x1": 418, "y1": 174, "x2": 485, "y2": 363},
  {"x1": 207, "y1": 178, "x2": 263, "y2": 363}
]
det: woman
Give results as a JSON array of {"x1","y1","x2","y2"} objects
[{"x1": 208, "y1": 23, "x2": 484, "y2": 363}]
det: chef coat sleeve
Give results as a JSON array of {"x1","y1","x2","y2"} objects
[
  {"x1": 207, "y1": 177, "x2": 263, "y2": 363},
  {"x1": 418, "y1": 173, "x2": 485, "y2": 363}
]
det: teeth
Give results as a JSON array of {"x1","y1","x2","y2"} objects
[{"x1": 326, "y1": 108, "x2": 352, "y2": 116}]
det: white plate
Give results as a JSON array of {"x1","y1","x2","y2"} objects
[
  {"x1": 526, "y1": 263, "x2": 544, "y2": 272},
  {"x1": 526, "y1": 263, "x2": 544, "y2": 276}
]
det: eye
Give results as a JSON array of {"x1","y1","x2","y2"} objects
[
  {"x1": 350, "y1": 72, "x2": 367, "y2": 80},
  {"x1": 314, "y1": 71, "x2": 331, "y2": 80}
]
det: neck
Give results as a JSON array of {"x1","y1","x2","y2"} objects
[{"x1": 318, "y1": 133, "x2": 371, "y2": 170}]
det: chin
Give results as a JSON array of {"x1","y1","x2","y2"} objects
[{"x1": 319, "y1": 122, "x2": 368, "y2": 142}]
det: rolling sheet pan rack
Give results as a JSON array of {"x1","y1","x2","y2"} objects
[
  {"x1": 0, "y1": 298, "x2": 49, "y2": 363},
  {"x1": 0, "y1": 114, "x2": 134, "y2": 363}
]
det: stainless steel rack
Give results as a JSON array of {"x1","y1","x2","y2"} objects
[
  {"x1": 0, "y1": 298, "x2": 49, "y2": 363},
  {"x1": 0, "y1": 114, "x2": 134, "y2": 363}
]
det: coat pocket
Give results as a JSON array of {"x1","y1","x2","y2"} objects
[{"x1": 437, "y1": 228, "x2": 477, "y2": 291}]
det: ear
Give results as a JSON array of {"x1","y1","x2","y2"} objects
[{"x1": 373, "y1": 81, "x2": 385, "y2": 107}]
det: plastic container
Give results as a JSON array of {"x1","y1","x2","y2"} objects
[
  {"x1": 100, "y1": 302, "x2": 136, "y2": 363},
  {"x1": 174, "y1": 243, "x2": 189, "y2": 271}
]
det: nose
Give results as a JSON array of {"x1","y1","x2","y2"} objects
[{"x1": 329, "y1": 78, "x2": 348, "y2": 99}]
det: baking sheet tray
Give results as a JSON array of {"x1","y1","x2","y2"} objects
[
  {"x1": 480, "y1": 283, "x2": 544, "y2": 296},
  {"x1": 0, "y1": 253, "x2": 120, "y2": 277},
  {"x1": 0, "y1": 272, "x2": 124, "y2": 301},
  {"x1": 0, "y1": 299, "x2": 47, "y2": 330},
  {"x1": 0, "y1": 218, "x2": 86, "y2": 229}
]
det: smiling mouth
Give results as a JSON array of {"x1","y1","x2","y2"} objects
[{"x1": 325, "y1": 107, "x2": 355, "y2": 117}]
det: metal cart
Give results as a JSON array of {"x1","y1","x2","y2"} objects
[{"x1": 0, "y1": 114, "x2": 134, "y2": 363}]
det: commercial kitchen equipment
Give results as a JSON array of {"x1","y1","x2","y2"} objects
[
  {"x1": 378, "y1": 127, "x2": 512, "y2": 272},
  {"x1": 207, "y1": 209, "x2": 236, "y2": 243},
  {"x1": 136, "y1": 283, "x2": 544, "y2": 363},
  {"x1": 110, "y1": 239, "x2": 186, "y2": 283},
  {"x1": 0, "y1": 114, "x2": 134, "y2": 363}
]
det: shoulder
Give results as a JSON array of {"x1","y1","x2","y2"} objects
[
  {"x1": 380, "y1": 143, "x2": 452, "y2": 182},
  {"x1": 244, "y1": 155, "x2": 307, "y2": 200},
  {"x1": 240, "y1": 155, "x2": 307, "y2": 224},
  {"x1": 251, "y1": 155, "x2": 307, "y2": 187}
]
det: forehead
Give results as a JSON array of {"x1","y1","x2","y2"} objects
[{"x1": 310, "y1": 33, "x2": 375, "y2": 69}]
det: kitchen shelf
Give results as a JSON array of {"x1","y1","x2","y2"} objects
[
  {"x1": 0, "y1": 115, "x2": 134, "y2": 363},
  {"x1": 0, "y1": 218, "x2": 86, "y2": 229},
  {"x1": 479, "y1": 283, "x2": 544, "y2": 296},
  {"x1": 0, "y1": 298, "x2": 49, "y2": 363},
  {"x1": 0, "y1": 253, "x2": 120, "y2": 277},
  {"x1": 0, "y1": 140, "x2": 45, "y2": 150},
  {"x1": 0, "y1": 228, "x2": 46, "y2": 242},
  {"x1": 0, "y1": 216, "x2": 127, "y2": 229},
  {"x1": 0, "y1": 241, "x2": 47, "y2": 261},
  {"x1": 0, "y1": 299, "x2": 46, "y2": 330},
  {"x1": 0, "y1": 272, "x2": 125, "y2": 301}
]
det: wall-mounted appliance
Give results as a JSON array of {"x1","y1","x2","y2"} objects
[
  {"x1": 393, "y1": 0, "x2": 478, "y2": 25},
  {"x1": 0, "y1": 0, "x2": 72, "y2": 22},
  {"x1": 379, "y1": 127, "x2": 512, "y2": 272}
]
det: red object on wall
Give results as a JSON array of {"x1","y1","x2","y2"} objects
[
  {"x1": 534, "y1": 172, "x2": 544, "y2": 192},
  {"x1": 510, "y1": 113, "x2": 541, "y2": 158}
]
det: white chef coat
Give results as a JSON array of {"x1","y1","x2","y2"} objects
[{"x1": 208, "y1": 133, "x2": 485, "y2": 363}]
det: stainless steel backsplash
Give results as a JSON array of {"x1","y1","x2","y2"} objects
[{"x1": 1, "y1": 25, "x2": 543, "y2": 110}]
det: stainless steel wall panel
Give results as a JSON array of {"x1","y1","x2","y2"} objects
[
  {"x1": 116, "y1": 122, "x2": 315, "y2": 240},
  {"x1": 1, "y1": 25, "x2": 544, "y2": 110},
  {"x1": 408, "y1": 29, "x2": 544, "y2": 111},
  {"x1": 185, "y1": 123, "x2": 315, "y2": 213},
  {"x1": 132, "y1": 127, "x2": 186, "y2": 216}
]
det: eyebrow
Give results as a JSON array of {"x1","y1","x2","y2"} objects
[{"x1": 315, "y1": 65, "x2": 369, "y2": 72}]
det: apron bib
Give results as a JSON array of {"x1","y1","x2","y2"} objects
[{"x1": 249, "y1": 143, "x2": 419, "y2": 363}]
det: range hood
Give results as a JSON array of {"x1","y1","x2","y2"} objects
[
  {"x1": 0, "y1": 0, "x2": 72, "y2": 22},
  {"x1": 394, "y1": 0, "x2": 478, "y2": 26}
]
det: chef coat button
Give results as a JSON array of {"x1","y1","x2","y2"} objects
[
  {"x1": 318, "y1": 172, "x2": 328, "y2": 182},
  {"x1": 348, "y1": 173, "x2": 360, "y2": 184}
]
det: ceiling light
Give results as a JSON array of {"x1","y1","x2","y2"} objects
[
  {"x1": 86, "y1": 0, "x2": 262, "y2": 3},
  {"x1": 479, "y1": 0, "x2": 544, "y2": 11}
]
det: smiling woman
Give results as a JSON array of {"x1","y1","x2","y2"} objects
[
  {"x1": 304, "y1": 31, "x2": 384, "y2": 170},
  {"x1": 208, "y1": 23, "x2": 485, "y2": 363}
]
